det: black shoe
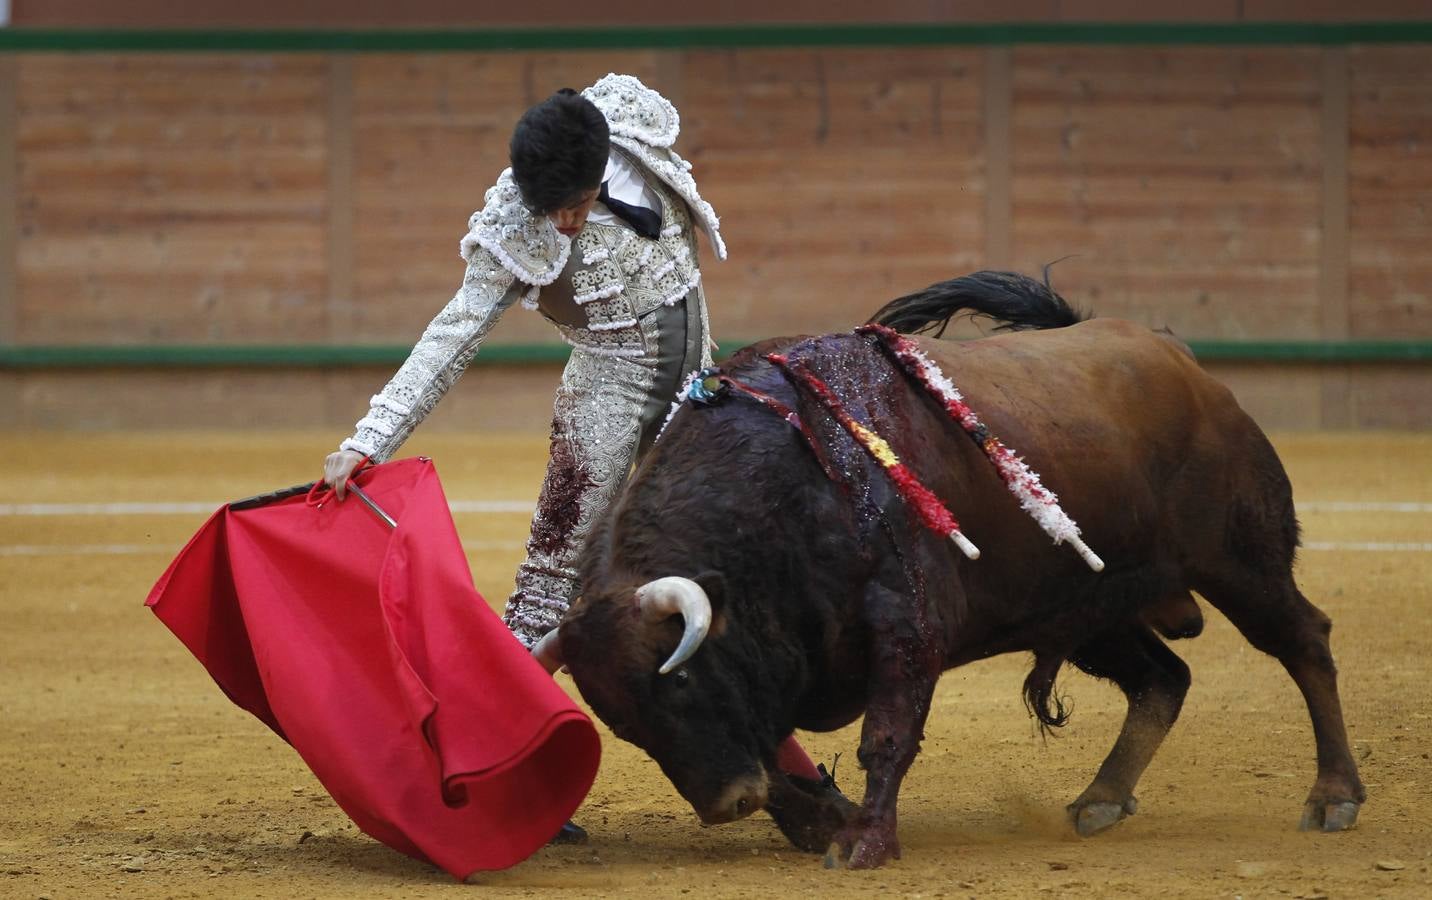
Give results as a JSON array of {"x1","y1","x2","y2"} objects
[
  {"x1": 548, "y1": 820, "x2": 589, "y2": 845},
  {"x1": 814, "y1": 752, "x2": 853, "y2": 798}
]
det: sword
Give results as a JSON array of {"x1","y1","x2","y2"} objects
[{"x1": 346, "y1": 479, "x2": 397, "y2": 530}]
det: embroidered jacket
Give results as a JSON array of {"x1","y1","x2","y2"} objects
[{"x1": 341, "y1": 73, "x2": 725, "y2": 462}]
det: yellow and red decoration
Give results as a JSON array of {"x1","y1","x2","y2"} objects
[{"x1": 766, "y1": 352, "x2": 982, "y2": 561}]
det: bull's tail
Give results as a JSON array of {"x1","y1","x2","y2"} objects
[
  {"x1": 1023, "y1": 651, "x2": 1072, "y2": 736},
  {"x1": 867, "y1": 269, "x2": 1089, "y2": 337}
]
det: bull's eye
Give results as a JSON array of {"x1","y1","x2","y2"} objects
[{"x1": 672, "y1": 668, "x2": 690, "y2": 685}]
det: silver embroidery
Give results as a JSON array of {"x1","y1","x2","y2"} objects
[
  {"x1": 340, "y1": 244, "x2": 520, "y2": 462},
  {"x1": 570, "y1": 173, "x2": 700, "y2": 326},
  {"x1": 584, "y1": 73, "x2": 726, "y2": 260},
  {"x1": 582, "y1": 72, "x2": 680, "y2": 148},
  {"x1": 462, "y1": 169, "x2": 572, "y2": 286},
  {"x1": 503, "y1": 311, "x2": 666, "y2": 646}
]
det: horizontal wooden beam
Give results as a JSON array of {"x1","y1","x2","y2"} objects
[
  {"x1": 0, "y1": 56, "x2": 16, "y2": 349},
  {"x1": 2, "y1": 22, "x2": 1432, "y2": 53},
  {"x1": 3, "y1": 340, "x2": 1430, "y2": 369}
]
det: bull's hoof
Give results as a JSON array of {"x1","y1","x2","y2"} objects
[
  {"x1": 823, "y1": 828, "x2": 900, "y2": 869},
  {"x1": 1299, "y1": 800, "x2": 1360, "y2": 833},
  {"x1": 847, "y1": 835, "x2": 900, "y2": 869},
  {"x1": 1068, "y1": 796, "x2": 1137, "y2": 837}
]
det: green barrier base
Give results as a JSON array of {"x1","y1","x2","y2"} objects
[{"x1": 2, "y1": 340, "x2": 1429, "y2": 370}]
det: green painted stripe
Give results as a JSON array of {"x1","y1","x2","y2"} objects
[
  {"x1": 2, "y1": 340, "x2": 1429, "y2": 369},
  {"x1": 0, "y1": 343, "x2": 568, "y2": 368},
  {"x1": 1, "y1": 23, "x2": 1431, "y2": 53},
  {"x1": 1185, "y1": 341, "x2": 1432, "y2": 363}
]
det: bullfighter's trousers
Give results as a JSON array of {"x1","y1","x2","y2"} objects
[{"x1": 502, "y1": 294, "x2": 706, "y2": 648}]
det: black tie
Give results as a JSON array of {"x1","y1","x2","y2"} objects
[{"x1": 598, "y1": 181, "x2": 662, "y2": 240}]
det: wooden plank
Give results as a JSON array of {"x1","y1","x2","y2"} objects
[
  {"x1": 1010, "y1": 47, "x2": 1324, "y2": 340},
  {"x1": 1242, "y1": 0, "x2": 1432, "y2": 21},
  {"x1": 1320, "y1": 48, "x2": 1351, "y2": 429},
  {"x1": 983, "y1": 47, "x2": 1012, "y2": 270},
  {"x1": 0, "y1": 56, "x2": 16, "y2": 347},
  {"x1": 326, "y1": 54, "x2": 355, "y2": 337},
  {"x1": 1349, "y1": 366, "x2": 1432, "y2": 429},
  {"x1": 1319, "y1": 49, "x2": 1350, "y2": 343},
  {"x1": 15, "y1": 55, "x2": 330, "y2": 343},
  {"x1": 669, "y1": 47, "x2": 986, "y2": 332},
  {"x1": 656, "y1": 49, "x2": 684, "y2": 114},
  {"x1": 1348, "y1": 46, "x2": 1432, "y2": 340},
  {"x1": 14, "y1": 363, "x2": 1429, "y2": 433},
  {"x1": 348, "y1": 49, "x2": 985, "y2": 344},
  {"x1": 1200, "y1": 362, "x2": 1326, "y2": 431},
  {"x1": 0, "y1": 372, "x2": 17, "y2": 430},
  {"x1": 1058, "y1": 0, "x2": 1240, "y2": 19},
  {"x1": 348, "y1": 54, "x2": 668, "y2": 342},
  {"x1": 7, "y1": 365, "x2": 564, "y2": 431},
  {"x1": 7, "y1": 0, "x2": 1060, "y2": 29},
  {"x1": 0, "y1": 54, "x2": 16, "y2": 436}
]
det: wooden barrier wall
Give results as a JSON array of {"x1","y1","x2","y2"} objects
[
  {"x1": 10, "y1": 0, "x2": 1432, "y2": 28},
  {"x1": 1, "y1": 42, "x2": 1430, "y2": 430}
]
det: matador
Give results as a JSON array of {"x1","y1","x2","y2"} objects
[{"x1": 326, "y1": 74, "x2": 720, "y2": 646}]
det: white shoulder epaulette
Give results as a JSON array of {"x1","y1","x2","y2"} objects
[
  {"x1": 584, "y1": 74, "x2": 727, "y2": 260},
  {"x1": 458, "y1": 169, "x2": 572, "y2": 286},
  {"x1": 583, "y1": 72, "x2": 681, "y2": 148}
]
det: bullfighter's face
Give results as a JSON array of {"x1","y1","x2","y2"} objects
[
  {"x1": 561, "y1": 594, "x2": 774, "y2": 826},
  {"x1": 549, "y1": 187, "x2": 600, "y2": 237}
]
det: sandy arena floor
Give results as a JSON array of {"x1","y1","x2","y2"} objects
[{"x1": 2, "y1": 431, "x2": 1430, "y2": 899}]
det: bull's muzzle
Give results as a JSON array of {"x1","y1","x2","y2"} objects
[
  {"x1": 635, "y1": 576, "x2": 712, "y2": 674},
  {"x1": 698, "y1": 772, "x2": 770, "y2": 825}
]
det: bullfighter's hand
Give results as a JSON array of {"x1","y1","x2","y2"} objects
[{"x1": 323, "y1": 449, "x2": 367, "y2": 501}]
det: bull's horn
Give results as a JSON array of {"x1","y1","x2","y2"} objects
[
  {"x1": 636, "y1": 576, "x2": 712, "y2": 675},
  {"x1": 531, "y1": 628, "x2": 564, "y2": 675}
]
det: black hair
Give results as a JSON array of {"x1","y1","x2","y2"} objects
[{"x1": 509, "y1": 88, "x2": 610, "y2": 215}]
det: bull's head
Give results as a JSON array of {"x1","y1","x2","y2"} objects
[{"x1": 551, "y1": 573, "x2": 777, "y2": 826}]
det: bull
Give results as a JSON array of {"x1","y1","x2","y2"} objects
[{"x1": 539, "y1": 271, "x2": 1365, "y2": 869}]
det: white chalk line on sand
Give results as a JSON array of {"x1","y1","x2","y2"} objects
[
  {"x1": 1301, "y1": 542, "x2": 1432, "y2": 553},
  {"x1": 3, "y1": 539, "x2": 1430, "y2": 558},
  {"x1": 1298, "y1": 501, "x2": 1432, "y2": 514},
  {"x1": 0, "y1": 499, "x2": 537, "y2": 516},
  {"x1": 8, "y1": 542, "x2": 1430, "y2": 558},
  {"x1": 1, "y1": 539, "x2": 529, "y2": 557},
  {"x1": 1, "y1": 501, "x2": 1428, "y2": 557}
]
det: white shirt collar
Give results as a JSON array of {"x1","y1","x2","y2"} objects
[{"x1": 587, "y1": 152, "x2": 661, "y2": 227}]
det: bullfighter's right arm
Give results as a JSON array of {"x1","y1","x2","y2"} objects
[
  {"x1": 338, "y1": 247, "x2": 523, "y2": 463},
  {"x1": 338, "y1": 169, "x2": 571, "y2": 463}
]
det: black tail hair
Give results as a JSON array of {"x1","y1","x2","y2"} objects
[
  {"x1": 867, "y1": 268, "x2": 1089, "y2": 337},
  {"x1": 1023, "y1": 651, "x2": 1072, "y2": 736}
]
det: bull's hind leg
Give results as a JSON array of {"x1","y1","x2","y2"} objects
[
  {"x1": 1065, "y1": 625, "x2": 1191, "y2": 836},
  {"x1": 1194, "y1": 572, "x2": 1365, "y2": 832}
]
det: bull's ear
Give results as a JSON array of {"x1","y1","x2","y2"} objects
[{"x1": 692, "y1": 570, "x2": 728, "y2": 634}]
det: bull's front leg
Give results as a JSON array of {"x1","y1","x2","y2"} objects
[{"x1": 826, "y1": 581, "x2": 943, "y2": 870}]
